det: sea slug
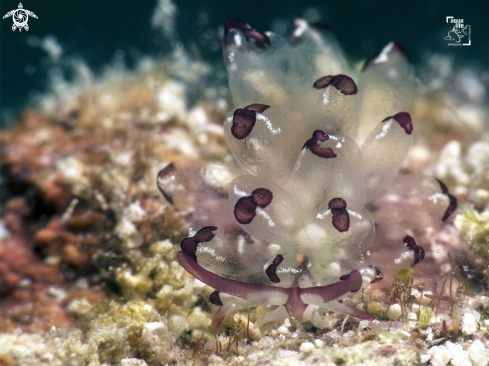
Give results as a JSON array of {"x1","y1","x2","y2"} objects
[{"x1": 157, "y1": 19, "x2": 457, "y2": 328}]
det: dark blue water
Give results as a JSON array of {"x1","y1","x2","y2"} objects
[{"x1": 1, "y1": 1, "x2": 488, "y2": 127}]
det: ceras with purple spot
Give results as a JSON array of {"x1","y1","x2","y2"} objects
[
  {"x1": 180, "y1": 226, "x2": 217, "y2": 260},
  {"x1": 265, "y1": 254, "x2": 284, "y2": 283},
  {"x1": 383, "y1": 112, "x2": 413, "y2": 135},
  {"x1": 232, "y1": 108, "x2": 257, "y2": 140},
  {"x1": 234, "y1": 187, "x2": 273, "y2": 225},
  {"x1": 224, "y1": 19, "x2": 271, "y2": 49},
  {"x1": 436, "y1": 178, "x2": 458, "y2": 221},
  {"x1": 328, "y1": 198, "x2": 350, "y2": 232},
  {"x1": 313, "y1": 74, "x2": 358, "y2": 95},
  {"x1": 303, "y1": 130, "x2": 337, "y2": 159},
  {"x1": 157, "y1": 17, "x2": 458, "y2": 329},
  {"x1": 403, "y1": 235, "x2": 425, "y2": 267}
]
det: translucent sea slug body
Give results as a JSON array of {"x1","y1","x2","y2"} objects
[{"x1": 157, "y1": 19, "x2": 457, "y2": 328}]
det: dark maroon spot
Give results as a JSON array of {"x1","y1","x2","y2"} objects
[
  {"x1": 251, "y1": 188, "x2": 273, "y2": 208},
  {"x1": 369, "y1": 265, "x2": 384, "y2": 284},
  {"x1": 244, "y1": 104, "x2": 270, "y2": 113},
  {"x1": 382, "y1": 112, "x2": 413, "y2": 135},
  {"x1": 195, "y1": 226, "x2": 218, "y2": 242},
  {"x1": 234, "y1": 188, "x2": 273, "y2": 225},
  {"x1": 181, "y1": 226, "x2": 217, "y2": 261},
  {"x1": 313, "y1": 75, "x2": 333, "y2": 89},
  {"x1": 234, "y1": 196, "x2": 258, "y2": 224},
  {"x1": 312, "y1": 130, "x2": 330, "y2": 142},
  {"x1": 339, "y1": 274, "x2": 350, "y2": 281},
  {"x1": 436, "y1": 179, "x2": 457, "y2": 221},
  {"x1": 231, "y1": 108, "x2": 256, "y2": 140},
  {"x1": 180, "y1": 237, "x2": 199, "y2": 260},
  {"x1": 209, "y1": 290, "x2": 223, "y2": 306},
  {"x1": 157, "y1": 163, "x2": 176, "y2": 205},
  {"x1": 442, "y1": 194, "x2": 457, "y2": 221},
  {"x1": 331, "y1": 75, "x2": 358, "y2": 95},
  {"x1": 312, "y1": 74, "x2": 358, "y2": 95},
  {"x1": 328, "y1": 198, "x2": 350, "y2": 232},
  {"x1": 436, "y1": 178, "x2": 449, "y2": 194},
  {"x1": 224, "y1": 19, "x2": 271, "y2": 49},
  {"x1": 303, "y1": 130, "x2": 337, "y2": 159},
  {"x1": 328, "y1": 197, "x2": 347, "y2": 209},
  {"x1": 362, "y1": 41, "x2": 411, "y2": 72},
  {"x1": 158, "y1": 163, "x2": 176, "y2": 177},
  {"x1": 265, "y1": 254, "x2": 284, "y2": 283},
  {"x1": 403, "y1": 235, "x2": 425, "y2": 267}
]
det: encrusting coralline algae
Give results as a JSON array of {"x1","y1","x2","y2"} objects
[{"x1": 1, "y1": 7, "x2": 489, "y2": 366}]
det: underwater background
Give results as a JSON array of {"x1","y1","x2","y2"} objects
[{"x1": 1, "y1": 0, "x2": 488, "y2": 127}]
